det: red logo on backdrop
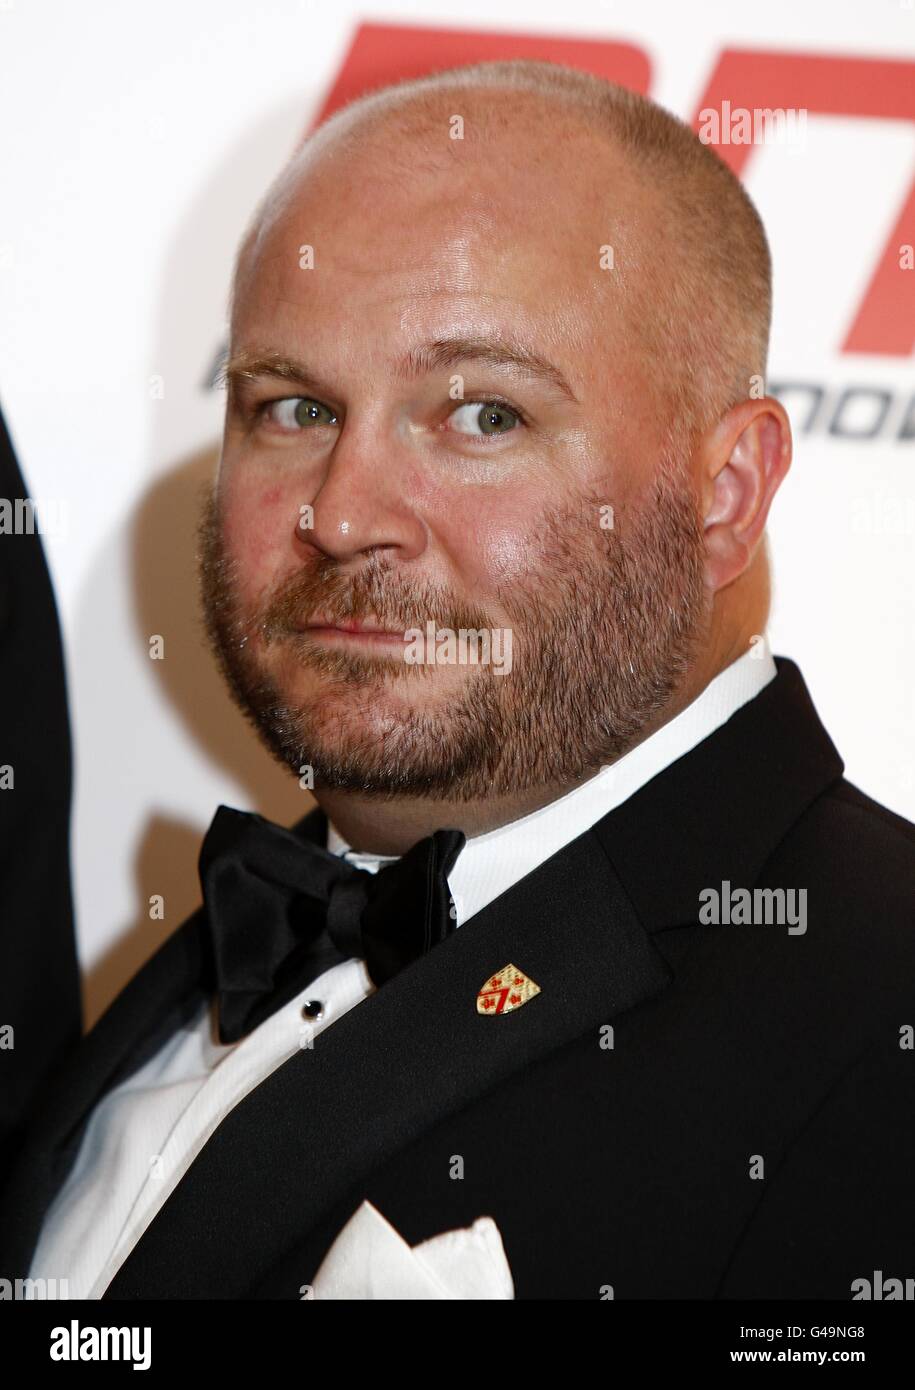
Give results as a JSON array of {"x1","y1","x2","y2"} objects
[{"x1": 302, "y1": 23, "x2": 914, "y2": 360}]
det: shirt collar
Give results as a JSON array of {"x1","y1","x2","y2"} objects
[{"x1": 326, "y1": 635, "x2": 777, "y2": 926}]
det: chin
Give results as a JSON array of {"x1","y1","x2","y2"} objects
[
  {"x1": 275, "y1": 652, "x2": 467, "y2": 705},
  {"x1": 301, "y1": 680, "x2": 457, "y2": 736}
]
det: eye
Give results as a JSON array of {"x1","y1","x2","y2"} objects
[
  {"x1": 448, "y1": 400, "x2": 522, "y2": 437},
  {"x1": 263, "y1": 397, "x2": 339, "y2": 430}
]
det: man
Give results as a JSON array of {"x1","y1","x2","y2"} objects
[
  {"x1": 3, "y1": 59, "x2": 914, "y2": 1300},
  {"x1": 0, "y1": 399, "x2": 81, "y2": 1194}
]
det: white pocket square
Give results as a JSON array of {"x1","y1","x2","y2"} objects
[{"x1": 304, "y1": 1199, "x2": 515, "y2": 1300}]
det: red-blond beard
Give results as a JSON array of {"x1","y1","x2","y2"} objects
[{"x1": 197, "y1": 452, "x2": 709, "y2": 801}]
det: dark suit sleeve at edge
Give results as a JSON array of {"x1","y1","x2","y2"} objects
[{"x1": 0, "y1": 399, "x2": 81, "y2": 1192}]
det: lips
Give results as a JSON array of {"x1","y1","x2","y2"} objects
[{"x1": 301, "y1": 615, "x2": 406, "y2": 636}]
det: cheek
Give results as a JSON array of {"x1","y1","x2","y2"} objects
[
  {"x1": 218, "y1": 471, "x2": 299, "y2": 604},
  {"x1": 448, "y1": 503, "x2": 546, "y2": 594}
]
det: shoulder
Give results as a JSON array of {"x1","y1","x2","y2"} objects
[
  {"x1": 770, "y1": 774, "x2": 915, "y2": 908},
  {"x1": 742, "y1": 777, "x2": 914, "y2": 1049},
  {"x1": 823, "y1": 777, "x2": 915, "y2": 849}
]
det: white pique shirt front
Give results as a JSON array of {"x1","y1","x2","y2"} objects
[{"x1": 27, "y1": 638, "x2": 777, "y2": 1297}]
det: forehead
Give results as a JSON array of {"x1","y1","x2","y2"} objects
[{"x1": 232, "y1": 110, "x2": 657, "y2": 381}]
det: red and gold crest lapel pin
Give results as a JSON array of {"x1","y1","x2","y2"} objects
[{"x1": 476, "y1": 963, "x2": 541, "y2": 1015}]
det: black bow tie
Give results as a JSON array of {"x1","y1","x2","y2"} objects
[{"x1": 198, "y1": 805, "x2": 466, "y2": 1044}]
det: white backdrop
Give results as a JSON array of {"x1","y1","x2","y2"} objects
[{"x1": 1, "y1": 0, "x2": 913, "y2": 1026}]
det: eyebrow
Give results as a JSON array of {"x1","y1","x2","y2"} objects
[{"x1": 221, "y1": 334, "x2": 578, "y2": 404}]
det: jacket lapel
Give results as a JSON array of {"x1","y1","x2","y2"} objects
[{"x1": 103, "y1": 823, "x2": 673, "y2": 1298}]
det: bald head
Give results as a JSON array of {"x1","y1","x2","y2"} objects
[{"x1": 232, "y1": 59, "x2": 772, "y2": 458}]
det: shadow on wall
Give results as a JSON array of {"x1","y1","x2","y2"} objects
[{"x1": 75, "y1": 99, "x2": 316, "y2": 1029}]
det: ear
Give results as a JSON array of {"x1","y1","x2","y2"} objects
[{"x1": 700, "y1": 397, "x2": 792, "y2": 594}]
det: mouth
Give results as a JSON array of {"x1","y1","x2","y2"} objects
[{"x1": 295, "y1": 615, "x2": 408, "y2": 645}]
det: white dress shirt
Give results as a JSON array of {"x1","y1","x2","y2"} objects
[{"x1": 27, "y1": 637, "x2": 777, "y2": 1298}]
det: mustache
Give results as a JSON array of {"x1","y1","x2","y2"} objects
[{"x1": 255, "y1": 556, "x2": 494, "y2": 639}]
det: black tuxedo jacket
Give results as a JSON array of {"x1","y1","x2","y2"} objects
[
  {"x1": 0, "y1": 400, "x2": 80, "y2": 1190},
  {"x1": 2, "y1": 656, "x2": 914, "y2": 1299}
]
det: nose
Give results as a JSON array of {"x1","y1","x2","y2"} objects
[{"x1": 294, "y1": 422, "x2": 427, "y2": 566}]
